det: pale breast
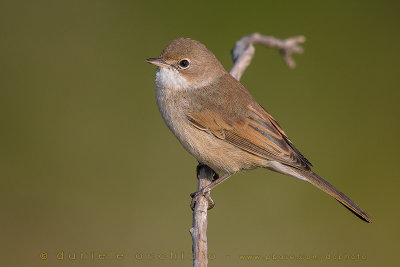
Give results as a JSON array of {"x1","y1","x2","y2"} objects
[{"x1": 155, "y1": 83, "x2": 264, "y2": 174}]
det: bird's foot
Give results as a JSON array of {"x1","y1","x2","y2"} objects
[{"x1": 190, "y1": 188, "x2": 215, "y2": 210}]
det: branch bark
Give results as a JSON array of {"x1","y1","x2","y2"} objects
[
  {"x1": 230, "y1": 33, "x2": 305, "y2": 80},
  {"x1": 190, "y1": 165, "x2": 214, "y2": 267},
  {"x1": 190, "y1": 32, "x2": 305, "y2": 267}
]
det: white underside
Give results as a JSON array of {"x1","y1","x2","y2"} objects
[
  {"x1": 154, "y1": 67, "x2": 311, "y2": 179},
  {"x1": 155, "y1": 67, "x2": 189, "y2": 91},
  {"x1": 267, "y1": 161, "x2": 308, "y2": 181}
]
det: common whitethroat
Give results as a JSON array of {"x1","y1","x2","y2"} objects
[{"x1": 146, "y1": 38, "x2": 371, "y2": 223}]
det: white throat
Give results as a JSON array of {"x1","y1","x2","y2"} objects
[{"x1": 155, "y1": 67, "x2": 189, "y2": 91}]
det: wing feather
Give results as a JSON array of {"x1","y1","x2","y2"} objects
[{"x1": 185, "y1": 73, "x2": 311, "y2": 171}]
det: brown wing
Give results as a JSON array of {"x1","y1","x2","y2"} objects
[{"x1": 186, "y1": 74, "x2": 311, "y2": 171}]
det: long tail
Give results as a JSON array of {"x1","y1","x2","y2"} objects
[{"x1": 301, "y1": 171, "x2": 372, "y2": 223}]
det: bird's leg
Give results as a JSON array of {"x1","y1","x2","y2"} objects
[
  {"x1": 190, "y1": 171, "x2": 233, "y2": 210},
  {"x1": 190, "y1": 164, "x2": 215, "y2": 210},
  {"x1": 212, "y1": 172, "x2": 219, "y2": 181}
]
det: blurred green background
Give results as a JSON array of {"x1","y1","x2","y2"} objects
[{"x1": 1, "y1": 0, "x2": 399, "y2": 266}]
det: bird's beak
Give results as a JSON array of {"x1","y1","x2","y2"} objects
[{"x1": 146, "y1": 58, "x2": 169, "y2": 68}]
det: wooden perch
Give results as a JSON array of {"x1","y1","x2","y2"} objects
[
  {"x1": 230, "y1": 33, "x2": 305, "y2": 80},
  {"x1": 190, "y1": 165, "x2": 214, "y2": 267},
  {"x1": 190, "y1": 32, "x2": 305, "y2": 267}
]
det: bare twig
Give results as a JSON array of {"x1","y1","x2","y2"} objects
[
  {"x1": 190, "y1": 165, "x2": 214, "y2": 267},
  {"x1": 230, "y1": 33, "x2": 305, "y2": 80},
  {"x1": 190, "y1": 33, "x2": 305, "y2": 267}
]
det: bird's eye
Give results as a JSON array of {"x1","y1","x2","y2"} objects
[{"x1": 178, "y1": 59, "x2": 190, "y2": 69}]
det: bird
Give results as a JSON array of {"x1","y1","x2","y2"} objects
[{"x1": 146, "y1": 38, "x2": 371, "y2": 223}]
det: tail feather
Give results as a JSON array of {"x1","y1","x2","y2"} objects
[{"x1": 302, "y1": 171, "x2": 372, "y2": 223}]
